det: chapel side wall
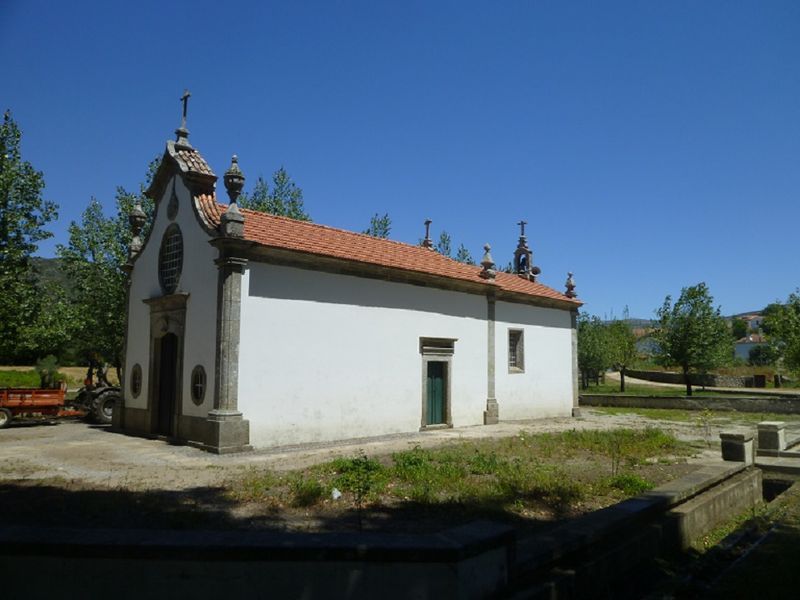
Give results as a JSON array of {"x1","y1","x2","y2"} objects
[
  {"x1": 494, "y1": 301, "x2": 573, "y2": 420},
  {"x1": 123, "y1": 175, "x2": 218, "y2": 418},
  {"x1": 238, "y1": 263, "x2": 487, "y2": 448}
]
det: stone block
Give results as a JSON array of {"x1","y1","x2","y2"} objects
[
  {"x1": 720, "y1": 431, "x2": 754, "y2": 463},
  {"x1": 757, "y1": 421, "x2": 786, "y2": 451}
]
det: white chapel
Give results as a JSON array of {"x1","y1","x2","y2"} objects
[{"x1": 117, "y1": 110, "x2": 582, "y2": 453}]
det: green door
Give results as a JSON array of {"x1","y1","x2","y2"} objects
[{"x1": 426, "y1": 361, "x2": 446, "y2": 425}]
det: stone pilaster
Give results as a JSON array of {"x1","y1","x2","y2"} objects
[
  {"x1": 206, "y1": 253, "x2": 251, "y2": 453},
  {"x1": 484, "y1": 295, "x2": 499, "y2": 424},
  {"x1": 571, "y1": 309, "x2": 581, "y2": 417}
]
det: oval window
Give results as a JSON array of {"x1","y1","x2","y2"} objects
[
  {"x1": 130, "y1": 364, "x2": 142, "y2": 398},
  {"x1": 158, "y1": 224, "x2": 183, "y2": 295},
  {"x1": 191, "y1": 365, "x2": 206, "y2": 405}
]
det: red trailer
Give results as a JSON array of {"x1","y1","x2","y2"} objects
[{"x1": 0, "y1": 384, "x2": 81, "y2": 428}]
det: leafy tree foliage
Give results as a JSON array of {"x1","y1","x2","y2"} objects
[
  {"x1": 57, "y1": 160, "x2": 157, "y2": 374},
  {"x1": 748, "y1": 344, "x2": 778, "y2": 367},
  {"x1": 238, "y1": 167, "x2": 310, "y2": 221},
  {"x1": 455, "y1": 243, "x2": 475, "y2": 265},
  {"x1": 653, "y1": 283, "x2": 731, "y2": 396},
  {"x1": 763, "y1": 292, "x2": 800, "y2": 375},
  {"x1": 436, "y1": 231, "x2": 452, "y2": 257},
  {"x1": 606, "y1": 319, "x2": 637, "y2": 392},
  {"x1": 0, "y1": 110, "x2": 59, "y2": 362},
  {"x1": 731, "y1": 318, "x2": 748, "y2": 340},
  {"x1": 363, "y1": 213, "x2": 391, "y2": 238},
  {"x1": 577, "y1": 314, "x2": 610, "y2": 389}
]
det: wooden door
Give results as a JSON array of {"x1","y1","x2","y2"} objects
[
  {"x1": 426, "y1": 361, "x2": 446, "y2": 425},
  {"x1": 156, "y1": 333, "x2": 178, "y2": 436}
]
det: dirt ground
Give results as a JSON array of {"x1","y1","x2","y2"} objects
[{"x1": 0, "y1": 410, "x2": 729, "y2": 491}]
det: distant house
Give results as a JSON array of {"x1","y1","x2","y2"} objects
[{"x1": 734, "y1": 334, "x2": 767, "y2": 361}]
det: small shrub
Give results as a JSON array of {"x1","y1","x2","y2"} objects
[
  {"x1": 607, "y1": 473, "x2": 654, "y2": 496},
  {"x1": 332, "y1": 452, "x2": 386, "y2": 501},
  {"x1": 35, "y1": 355, "x2": 65, "y2": 388},
  {"x1": 392, "y1": 446, "x2": 432, "y2": 480},
  {"x1": 289, "y1": 477, "x2": 325, "y2": 507}
]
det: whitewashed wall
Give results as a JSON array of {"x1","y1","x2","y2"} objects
[
  {"x1": 239, "y1": 264, "x2": 488, "y2": 447},
  {"x1": 124, "y1": 175, "x2": 219, "y2": 417},
  {"x1": 494, "y1": 301, "x2": 574, "y2": 420}
]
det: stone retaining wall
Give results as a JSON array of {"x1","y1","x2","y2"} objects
[
  {"x1": 580, "y1": 394, "x2": 800, "y2": 414},
  {"x1": 626, "y1": 369, "x2": 754, "y2": 388}
]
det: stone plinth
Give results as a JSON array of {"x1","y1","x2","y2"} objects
[
  {"x1": 757, "y1": 421, "x2": 786, "y2": 451},
  {"x1": 720, "y1": 431, "x2": 754, "y2": 464}
]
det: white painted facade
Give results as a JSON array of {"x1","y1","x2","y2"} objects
[
  {"x1": 494, "y1": 301, "x2": 574, "y2": 421},
  {"x1": 124, "y1": 175, "x2": 219, "y2": 418},
  {"x1": 239, "y1": 263, "x2": 489, "y2": 447}
]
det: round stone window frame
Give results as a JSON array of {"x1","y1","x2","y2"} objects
[
  {"x1": 158, "y1": 223, "x2": 184, "y2": 295},
  {"x1": 130, "y1": 363, "x2": 142, "y2": 398},
  {"x1": 190, "y1": 365, "x2": 207, "y2": 405}
]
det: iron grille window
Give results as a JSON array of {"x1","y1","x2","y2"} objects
[
  {"x1": 158, "y1": 224, "x2": 183, "y2": 294},
  {"x1": 509, "y1": 329, "x2": 524, "y2": 372},
  {"x1": 190, "y1": 365, "x2": 206, "y2": 405},
  {"x1": 130, "y1": 364, "x2": 142, "y2": 398}
]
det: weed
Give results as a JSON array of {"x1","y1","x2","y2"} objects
[
  {"x1": 607, "y1": 473, "x2": 654, "y2": 495},
  {"x1": 289, "y1": 476, "x2": 325, "y2": 507}
]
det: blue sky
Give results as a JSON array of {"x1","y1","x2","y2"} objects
[{"x1": 3, "y1": 1, "x2": 798, "y2": 319}]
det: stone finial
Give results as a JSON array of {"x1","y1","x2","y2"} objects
[
  {"x1": 221, "y1": 155, "x2": 245, "y2": 238},
  {"x1": 128, "y1": 201, "x2": 147, "y2": 260},
  {"x1": 175, "y1": 89, "x2": 192, "y2": 149},
  {"x1": 224, "y1": 155, "x2": 245, "y2": 204},
  {"x1": 479, "y1": 244, "x2": 496, "y2": 280},
  {"x1": 422, "y1": 219, "x2": 434, "y2": 249},
  {"x1": 565, "y1": 272, "x2": 577, "y2": 298}
]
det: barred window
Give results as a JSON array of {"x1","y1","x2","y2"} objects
[
  {"x1": 509, "y1": 329, "x2": 524, "y2": 372},
  {"x1": 158, "y1": 224, "x2": 183, "y2": 295},
  {"x1": 191, "y1": 365, "x2": 206, "y2": 405},
  {"x1": 130, "y1": 364, "x2": 142, "y2": 398}
]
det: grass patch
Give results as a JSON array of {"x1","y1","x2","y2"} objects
[{"x1": 227, "y1": 427, "x2": 694, "y2": 530}]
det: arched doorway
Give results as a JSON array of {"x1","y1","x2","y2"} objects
[{"x1": 155, "y1": 332, "x2": 178, "y2": 436}]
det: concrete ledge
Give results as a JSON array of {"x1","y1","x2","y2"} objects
[
  {"x1": 0, "y1": 520, "x2": 515, "y2": 600},
  {"x1": 720, "y1": 431, "x2": 755, "y2": 463}
]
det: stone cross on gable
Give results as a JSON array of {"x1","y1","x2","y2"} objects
[
  {"x1": 180, "y1": 89, "x2": 191, "y2": 129},
  {"x1": 517, "y1": 220, "x2": 527, "y2": 238}
]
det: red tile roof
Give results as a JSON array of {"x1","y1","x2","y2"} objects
[{"x1": 196, "y1": 195, "x2": 580, "y2": 307}]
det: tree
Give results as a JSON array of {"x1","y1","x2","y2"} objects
[
  {"x1": 455, "y1": 243, "x2": 474, "y2": 265},
  {"x1": 0, "y1": 110, "x2": 59, "y2": 363},
  {"x1": 653, "y1": 283, "x2": 731, "y2": 396},
  {"x1": 58, "y1": 160, "x2": 157, "y2": 376},
  {"x1": 762, "y1": 291, "x2": 800, "y2": 375},
  {"x1": 748, "y1": 345, "x2": 777, "y2": 367},
  {"x1": 436, "y1": 231, "x2": 452, "y2": 257},
  {"x1": 731, "y1": 318, "x2": 748, "y2": 340},
  {"x1": 238, "y1": 167, "x2": 310, "y2": 221},
  {"x1": 363, "y1": 213, "x2": 391, "y2": 238},
  {"x1": 577, "y1": 314, "x2": 610, "y2": 389},
  {"x1": 607, "y1": 319, "x2": 637, "y2": 392}
]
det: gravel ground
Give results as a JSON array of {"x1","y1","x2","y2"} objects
[{"x1": 0, "y1": 410, "x2": 727, "y2": 491}]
